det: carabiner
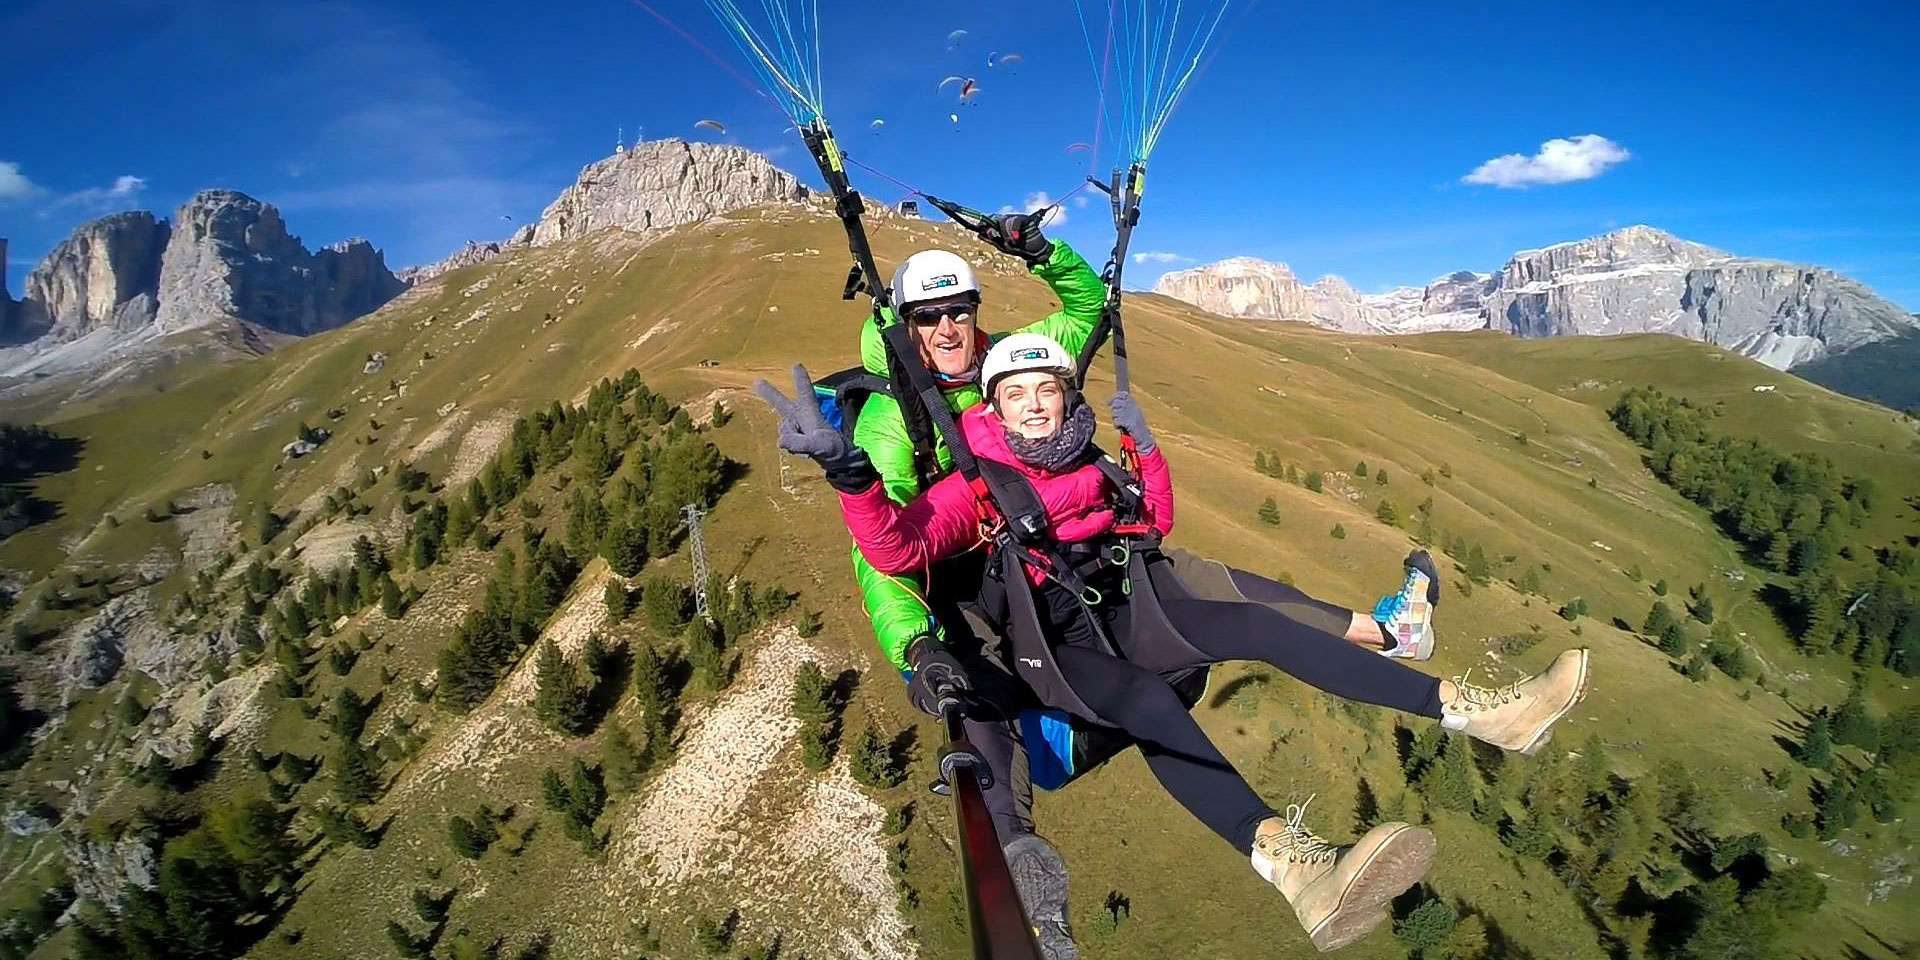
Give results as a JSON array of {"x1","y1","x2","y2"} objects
[
  {"x1": 1107, "y1": 542, "x2": 1131, "y2": 567},
  {"x1": 1081, "y1": 584, "x2": 1104, "y2": 606}
]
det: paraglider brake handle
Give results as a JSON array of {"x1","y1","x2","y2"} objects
[
  {"x1": 922, "y1": 195, "x2": 999, "y2": 239},
  {"x1": 931, "y1": 695, "x2": 995, "y2": 796}
]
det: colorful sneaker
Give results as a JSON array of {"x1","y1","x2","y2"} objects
[
  {"x1": 1373, "y1": 550, "x2": 1440, "y2": 660},
  {"x1": 1252, "y1": 797, "x2": 1437, "y2": 953},
  {"x1": 1441, "y1": 649, "x2": 1591, "y2": 755},
  {"x1": 1005, "y1": 834, "x2": 1078, "y2": 960}
]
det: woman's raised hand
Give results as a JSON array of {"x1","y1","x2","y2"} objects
[{"x1": 752, "y1": 365, "x2": 880, "y2": 493}]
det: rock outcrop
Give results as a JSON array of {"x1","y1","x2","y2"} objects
[
  {"x1": 530, "y1": 139, "x2": 807, "y2": 245},
  {"x1": 1150, "y1": 258, "x2": 1487, "y2": 334},
  {"x1": 1484, "y1": 226, "x2": 1915, "y2": 369},
  {"x1": 397, "y1": 238, "x2": 512, "y2": 285},
  {"x1": 0, "y1": 192, "x2": 406, "y2": 375},
  {"x1": 16, "y1": 212, "x2": 169, "y2": 342},
  {"x1": 1155, "y1": 226, "x2": 1914, "y2": 373},
  {"x1": 154, "y1": 191, "x2": 405, "y2": 335}
]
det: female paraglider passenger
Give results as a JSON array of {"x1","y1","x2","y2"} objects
[{"x1": 756, "y1": 334, "x2": 1590, "y2": 952}]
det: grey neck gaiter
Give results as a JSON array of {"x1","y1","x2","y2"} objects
[{"x1": 1003, "y1": 401, "x2": 1097, "y2": 473}]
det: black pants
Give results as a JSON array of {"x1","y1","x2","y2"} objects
[{"x1": 1039, "y1": 580, "x2": 1443, "y2": 854}]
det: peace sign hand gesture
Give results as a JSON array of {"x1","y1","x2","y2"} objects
[{"x1": 753, "y1": 364, "x2": 881, "y2": 494}]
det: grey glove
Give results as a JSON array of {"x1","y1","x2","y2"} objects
[
  {"x1": 983, "y1": 212, "x2": 1054, "y2": 266},
  {"x1": 1108, "y1": 391, "x2": 1156, "y2": 454},
  {"x1": 752, "y1": 365, "x2": 880, "y2": 494}
]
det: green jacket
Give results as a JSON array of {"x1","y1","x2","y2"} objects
[{"x1": 849, "y1": 240, "x2": 1107, "y2": 669}]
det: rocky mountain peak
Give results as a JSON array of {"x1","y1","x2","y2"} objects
[
  {"x1": 1, "y1": 191, "x2": 405, "y2": 381},
  {"x1": 16, "y1": 211, "x2": 170, "y2": 343},
  {"x1": 529, "y1": 138, "x2": 808, "y2": 247},
  {"x1": 153, "y1": 190, "x2": 404, "y2": 336}
]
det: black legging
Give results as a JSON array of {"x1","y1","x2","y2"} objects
[{"x1": 1040, "y1": 583, "x2": 1443, "y2": 854}]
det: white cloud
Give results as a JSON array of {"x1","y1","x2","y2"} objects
[
  {"x1": 1462, "y1": 134, "x2": 1630, "y2": 189},
  {"x1": 39, "y1": 173, "x2": 148, "y2": 216},
  {"x1": 1071, "y1": 194, "x2": 1090, "y2": 209},
  {"x1": 1132, "y1": 251, "x2": 1190, "y2": 264},
  {"x1": 0, "y1": 161, "x2": 40, "y2": 201},
  {"x1": 997, "y1": 191, "x2": 1067, "y2": 227}
]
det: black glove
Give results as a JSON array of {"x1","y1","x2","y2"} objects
[
  {"x1": 983, "y1": 212, "x2": 1054, "y2": 266},
  {"x1": 752, "y1": 364, "x2": 880, "y2": 494},
  {"x1": 906, "y1": 638, "x2": 971, "y2": 717}
]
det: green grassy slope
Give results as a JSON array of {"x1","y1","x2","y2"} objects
[{"x1": 2, "y1": 206, "x2": 1916, "y2": 960}]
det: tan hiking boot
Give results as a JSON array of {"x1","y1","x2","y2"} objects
[
  {"x1": 1252, "y1": 798, "x2": 1437, "y2": 952},
  {"x1": 1442, "y1": 648, "x2": 1591, "y2": 755}
]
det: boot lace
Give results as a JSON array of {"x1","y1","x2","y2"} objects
[
  {"x1": 1263, "y1": 795, "x2": 1337, "y2": 864},
  {"x1": 1449, "y1": 669, "x2": 1521, "y2": 713}
]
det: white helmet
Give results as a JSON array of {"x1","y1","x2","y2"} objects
[
  {"x1": 891, "y1": 250, "x2": 979, "y2": 309},
  {"x1": 981, "y1": 332, "x2": 1076, "y2": 397}
]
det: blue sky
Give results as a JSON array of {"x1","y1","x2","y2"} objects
[{"x1": 4, "y1": 0, "x2": 1918, "y2": 309}]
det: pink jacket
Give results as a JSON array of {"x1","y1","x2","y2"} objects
[{"x1": 839, "y1": 404, "x2": 1175, "y2": 579}]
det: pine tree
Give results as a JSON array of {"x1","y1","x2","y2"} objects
[
  {"x1": 1392, "y1": 898, "x2": 1456, "y2": 952},
  {"x1": 602, "y1": 724, "x2": 645, "y2": 793},
  {"x1": 1257, "y1": 497, "x2": 1281, "y2": 526},
  {"x1": 1691, "y1": 594, "x2": 1716, "y2": 625},
  {"x1": 533, "y1": 641, "x2": 591, "y2": 736},
  {"x1": 601, "y1": 517, "x2": 649, "y2": 577},
  {"x1": 1765, "y1": 533, "x2": 1792, "y2": 571},
  {"x1": 412, "y1": 887, "x2": 450, "y2": 924},
  {"x1": 1415, "y1": 510, "x2": 1435, "y2": 547},
  {"x1": 603, "y1": 580, "x2": 630, "y2": 621},
  {"x1": 313, "y1": 804, "x2": 379, "y2": 849},
  {"x1": 631, "y1": 644, "x2": 670, "y2": 720},
  {"x1": 387, "y1": 921, "x2": 430, "y2": 959},
  {"x1": 1832, "y1": 682, "x2": 1879, "y2": 751},
  {"x1": 1503, "y1": 812, "x2": 1556, "y2": 859},
  {"x1": 793, "y1": 660, "x2": 836, "y2": 771},
  {"x1": 1374, "y1": 500, "x2": 1399, "y2": 526},
  {"x1": 1464, "y1": 544, "x2": 1491, "y2": 585},
  {"x1": 850, "y1": 724, "x2": 901, "y2": 788},
  {"x1": 1330, "y1": 523, "x2": 1347, "y2": 540},
  {"x1": 332, "y1": 738, "x2": 381, "y2": 805},
  {"x1": 1683, "y1": 651, "x2": 1712, "y2": 681},
  {"x1": 380, "y1": 574, "x2": 405, "y2": 619},
  {"x1": 1304, "y1": 471, "x2": 1324, "y2": 493},
  {"x1": 1644, "y1": 601, "x2": 1678, "y2": 637},
  {"x1": 1254, "y1": 450, "x2": 1270, "y2": 475},
  {"x1": 1355, "y1": 461, "x2": 1369, "y2": 478},
  {"x1": 1375, "y1": 469, "x2": 1388, "y2": 486},
  {"x1": 1416, "y1": 738, "x2": 1475, "y2": 812},
  {"x1": 1816, "y1": 775, "x2": 1860, "y2": 839},
  {"x1": 642, "y1": 576, "x2": 691, "y2": 633},
  {"x1": 1519, "y1": 566, "x2": 1544, "y2": 596},
  {"x1": 1658, "y1": 622, "x2": 1689, "y2": 660},
  {"x1": 687, "y1": 617, "x2": 726, "y2": 690},
  {"x1": 1799, "y1": 713, "x2": 1834, "y2": 769}
]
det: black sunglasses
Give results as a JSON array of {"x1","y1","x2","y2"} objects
[{"x1": 905, "y1": 299, "x2": 979, "y2": 326}]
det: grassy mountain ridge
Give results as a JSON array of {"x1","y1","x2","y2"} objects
[{"x1": 1, "y1": 205, "x2": 1916, "y2": 960}]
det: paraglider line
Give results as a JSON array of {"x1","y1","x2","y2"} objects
[{"x1": 625, "y1": 0, "x2": 794, "y2": 122}]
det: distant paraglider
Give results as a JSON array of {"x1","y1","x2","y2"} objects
[
  {"x1": 937, "y1": 75, "x2": 980, "y2": 104},
  {"x1": 1065, "y1": 142, "x2": 1093, "y2": 154},
  {"x1": 987, "y1": 51, "x2": 1023, "y2": 68},
  {"x1": 870, "y1": 118, "x2": 886, "y2": 132},
  {"x1": 947, "y1": 28, "x2": 968, "y2": 47},
  {"x1": 693, "y1": 118, "x2": 727, "y2": 136}
]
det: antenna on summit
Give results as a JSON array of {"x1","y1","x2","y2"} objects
[{"x1": 615, "y1": 125, "x2": 625, "y2": 154}]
